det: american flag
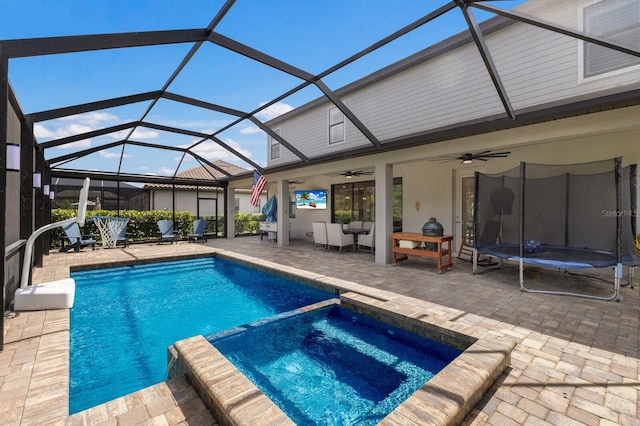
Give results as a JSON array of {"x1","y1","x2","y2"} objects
[{"x1": 251, "y1": 170, "x2": 267, "y2": 207}]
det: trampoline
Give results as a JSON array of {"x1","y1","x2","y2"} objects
[
  {"x1": 473, "y1": 158, "x2": 638, "y2": 301},
  {"x1": 480, "y1": 244, "x2": 619, "y2": 269}
]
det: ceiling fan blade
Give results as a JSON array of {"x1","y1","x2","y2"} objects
[{"x1": 482, "y1": 152, "x2": 510, "y2": 158}]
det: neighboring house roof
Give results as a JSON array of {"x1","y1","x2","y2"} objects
[{"x1": 144, "y1": 161, "x2": 252, "y2": 192}]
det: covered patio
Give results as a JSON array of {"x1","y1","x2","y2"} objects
[{"x1": 2, "y1": 238, "x2": 638, "y2": 424}]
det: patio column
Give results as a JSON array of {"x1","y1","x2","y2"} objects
[
  {"x1": 276, "y1": 179, "x2": 290, "y2": 248},
  {"x1": 225, "y1": 185, "x2": 235, "y2": 238},
  {"x1": 374, "y1": 162, "x2": 393, "y2": 265}
]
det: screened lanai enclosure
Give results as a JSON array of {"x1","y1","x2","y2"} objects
[{"x1": 3, "y1": 0, "x2": 640, "y2": 348}]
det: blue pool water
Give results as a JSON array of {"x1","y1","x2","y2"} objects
[
  {"x1": 209, "y1": 305, "x2": 463, "y2": 425},
  {"x1": 69, "y1": 257, "x2": 334, "y2": 414}
]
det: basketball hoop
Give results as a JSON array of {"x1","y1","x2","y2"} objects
[{"x1": 91, "y1": 216, "x2": 129, "y2": 248}]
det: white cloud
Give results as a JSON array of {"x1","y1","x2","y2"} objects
[
  {"x1": 158, "y1": 166, "x2": 174, "y2": 175},
  {"x1": 240, "y1": 126, "x2": 263, "y2": 135},
  {"x1": 33, "y1": 123, "x2": 93, "y2": 149},
  {"x1": 112, "y1": 128, "x2": 159, "y2": 140},
  {"x1": 34, "y1": 123, "x2": 54, "y2": 138},
  {"x1": 59, "y1": 112, "x2": 118, "y2": 126},
  {"x1": 99, "y1": 150, "x2": 131, "y2": 159},
  {"x1": 255, "y1": 101, "x2": 293, "y2": 121},
  {"x1": 37, "y1": 116, "x2": 105, "y2": 150},
  {"x1": 139, "y1": 165, "x2": 150, "y2": 171},
  {"x1": 179, "y1": 138, "x2": 253, "y2": 162},
  {"x1": 57, "y1": 140, "x2": 93, "y2": 149}
]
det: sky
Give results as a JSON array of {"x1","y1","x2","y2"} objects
[{"x1": 0, "y1": 0, "x2": 526, "y2": 179}]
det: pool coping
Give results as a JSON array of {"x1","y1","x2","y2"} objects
[{"x1": 170, "y1": 289, "x2": 516, "y2": 426}]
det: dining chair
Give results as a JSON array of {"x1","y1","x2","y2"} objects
[
  {"x1": 326, "y1": 223, "x2": 354, "y2": 253},
  {"x1": 312, "y1": 221, "x2": 328, "y2": 251},
  {"x1": 357, "y1": 223, "x2": 375, "y2": 253},
  {"x1": 350, "y1": 220, "x2": 363, "y2": 230}
]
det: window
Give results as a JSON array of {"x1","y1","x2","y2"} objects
[
  {"x1": 234, "y1": 197, "x2": 240, "y2": 212},
  {"x1": 270, "y1": 128, "x2": 281, "y2": 160},
  {"x1": 583, "y1": 0, "x2": 640, "y2": 77},
  {"x1": 289, "y1": 191, "x2": 296, "y2": 218},
  {"x1": 328, "y1": 107, "x2": 344, "y2": 145},
  {"x1": 330, "y1": 177, "x2": 402, "y2": 226}
]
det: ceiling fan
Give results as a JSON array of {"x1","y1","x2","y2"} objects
[
  {"x1": 337, "y1": 170, "x2": 373, "y2": 179},
  {"x1": 437, "y1": 150, "x2": 511, "y2": 164}
]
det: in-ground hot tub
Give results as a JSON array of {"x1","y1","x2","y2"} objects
[{"x1": 169, "y1": 293, "x2": 515, "y2": 425}]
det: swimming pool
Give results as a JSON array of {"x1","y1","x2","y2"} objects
[
  {"x1": 207, "y1": 303, "x2": 463, "y2": 425},
  {"x1": 69, "y1": 257, "x2": 334, "y2": 414}
]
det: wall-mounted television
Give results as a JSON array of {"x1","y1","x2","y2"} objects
[{"x1": 295, "y1": 189, "x2": 327, "y2": 210}]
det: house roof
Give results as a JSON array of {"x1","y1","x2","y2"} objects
[
  {"x1": 4, "y1": 1, "x2": 640, "y2": 186},
  {"x1": 144, "y1": 160, "x2": 250, "y2": 191}
]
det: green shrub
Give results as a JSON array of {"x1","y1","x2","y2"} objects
[
  {"x1": 49, "y1": 210, "x2": 266, "y2": 248},
  {"x1": 50, "y1": 210, "x2": 194, "y2": 248}
]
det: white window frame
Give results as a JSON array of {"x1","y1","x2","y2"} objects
[
  {"x1": 269, "y1": 128, "x2": 281, "y2": 160},
  {"x1": 328, "y1": 106, "x2": 345, "y2": 145},
  {"x1": 578, "y1": 0, "x2": 640, "y2": 82}
]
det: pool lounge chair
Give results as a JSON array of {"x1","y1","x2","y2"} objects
[
  {"x1": 116, "y1": 226, "x2": 131, "y2": 247},
  {"x1": 188, "y1": 219, "x2": 207, "y2": 243},
  {"x1": 157, "y1": 220, "x2": 178, "y2": 244},
  {"x1": 60, "y1": 222, "x2": 96, "y2": 252}
]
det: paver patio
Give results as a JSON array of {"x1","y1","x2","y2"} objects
[{"x1": 1, "y1": 236, "x2": 639, "y2": 425}]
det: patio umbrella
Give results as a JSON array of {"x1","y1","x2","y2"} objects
[{"x1": 262, "y1": 195, "x2": 277, "y2": 222}]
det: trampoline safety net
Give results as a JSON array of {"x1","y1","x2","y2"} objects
[{"x1": 473, "y1": 158, "x2": 638, "y2": 267}]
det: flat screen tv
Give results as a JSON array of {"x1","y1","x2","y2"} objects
[{"x1": 295, "y1": 189, "x2": 327, "y2": 210}]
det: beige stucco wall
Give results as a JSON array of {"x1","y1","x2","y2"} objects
[{"x1": 150, "y1": 189, "x2": 266, "y2": 216}]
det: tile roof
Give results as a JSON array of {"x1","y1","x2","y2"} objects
[{"x1": 144, "y1": 161, "x2": 250, "y2": 191}]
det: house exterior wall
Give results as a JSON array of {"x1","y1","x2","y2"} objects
[
  {"x1": 274, "y1": 105, "x2": 640, "y2": 244},
  {"x1": 266, "y1": 0, "x2": 640, "y2": 168},
  {"x1": 150, "y1": 189, "x2": 266, "y2": 216}
]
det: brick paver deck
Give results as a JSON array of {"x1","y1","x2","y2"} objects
[{"x1": 1, "y1": 237, "x2": 639, "y2": 425}]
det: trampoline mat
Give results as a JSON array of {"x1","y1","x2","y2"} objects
[{"x1": 479, "y1": 244, "x2": 617, "y2": 268}]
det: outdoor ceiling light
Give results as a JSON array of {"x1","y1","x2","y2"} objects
[
  {"x1": 33, "y1": 172, "x2": 42, "y2": 188},
  {"x1": 49, "y1": 191, "x2": 55, "y2": 200},
  {"x1": 462, "y1": 159, "x2": 473, "y2": 164},
  {"x1": 6, "y1": 144, "x2": 20, "y2": 171},
  {"x1": 43, "y1": 184, "x2": 50, "y2": 196}
]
